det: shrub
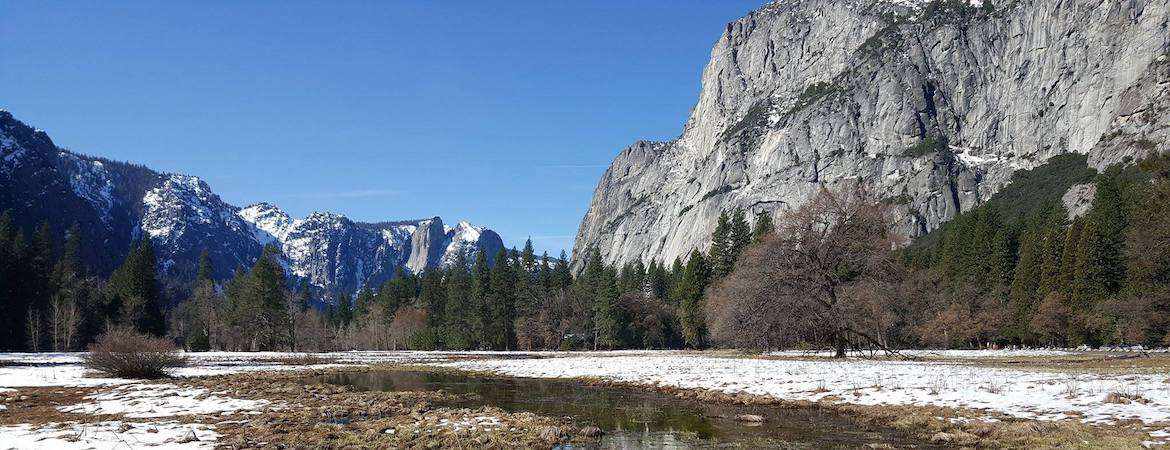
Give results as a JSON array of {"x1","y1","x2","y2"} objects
[{"x1": 83, "y1": 327, "x2": 187, "y2": 379}]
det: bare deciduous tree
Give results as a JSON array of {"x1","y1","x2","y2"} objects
[
  {"x1": 49, "y1": 297, "x2": 80, "y2": 351},
  {"x1": 26, "y1": 309, "x2": 43, "y2": 352},
  {"x1": 706, "y1": 184, "x2": 902, "y2": 357}
]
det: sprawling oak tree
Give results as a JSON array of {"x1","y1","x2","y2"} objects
[{"x1": 706, "y1": 184, "x2": 902, "y2": 357}]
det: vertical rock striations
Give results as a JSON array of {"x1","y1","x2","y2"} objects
[{"x1": 573, "y1": 0, "x2": 1170, "y2": 269}]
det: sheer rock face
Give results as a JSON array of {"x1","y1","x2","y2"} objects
[
  {"x1": 574, "y1": 0, "x2": 1170, "y2": 269},
  {"x1": 0, "y1": 110, "x2": 506, "y2": 293}
]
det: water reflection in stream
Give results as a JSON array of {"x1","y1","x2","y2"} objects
[{"x1": 311, "y1": 370, "x2": 929, "y2": 449}]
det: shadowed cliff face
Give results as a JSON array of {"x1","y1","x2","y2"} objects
[{"x1": 573, "y1": 0, "x2": 1170, "y2": 269}]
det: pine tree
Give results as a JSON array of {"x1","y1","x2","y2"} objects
[
  {"x1": 647, "y1": 260, "x2": 670, "y2": 300},
  {"x1": 247, "y1": 245, "x2": 290, "y2": 349},
  {"x1": 25, "y1": 222, "x2": 55, "y2": 349},
  {"x1": 577, "y1": 248, "x2": 623, "y2": 349},
  {"x1": 355, "y1": 287, "x2": 374, "y2": 318},
  {"x1": 1069, "y1": 220, "x2": 1106, "y2": 345},
  {"x1": 487, "y1": 247, "x2": 516, "y2": 349},
  {"x1": 1086, "y1": 170, "x2": 1129, "y2": 294},
  {"x1": 521, "y1": 239, "x2": 536, "y2": 273},
  {"x1": 553, "y1": 250, "x2": 572, "y2": 291},
  {"x1": 1059, "y1": 219, "x2": 1085, "y2": 287},
  {"x1": 48, "y1": 224, "x2": 87, "y2": 351},
  {"x1": 618, "y1": 261, "x2": 646, "y2": 294},
  {"x1": 676, "y1": 250, "x2": 710, "y2": 348},
  {"x1": 0, "y1": 212, "x2": 24, "y2": 349},
  {"x1": 471, "y1": 250, "x2": 491, "y2": 348},
  {"x1": 537, "y1": 251, "x2": 553, "y2": 292},
  {"x1": 729, "y1": 208, "x2": 752, "y2": 264},
  {"x1": 196, "y1": 249, "x2": 214, "y2": 283},
  {"x1": 752, "y1": 211, "x2": 774, "y2": 242},
  {"x1": 420, "y1": 269, "x2": 445, "y2": 329},
  {"x1": 1035, "y1": 208, "x2": 1069, "y2": 298},
  {"x1": 444, "y1": 252, "x2": 475, "y2": 349},
  {"x1": 709, "y1": 212, "x2": 732, "y2": 278},
  {"x1": 1008, "y1": 228, "x2": 1042, "y2": 343},
  {"x1": 108, "y1": 238, "x2": 165, "y2": 336},
  {"x1": 295, "y1": 279, "x2": 312, "y2": 312}
]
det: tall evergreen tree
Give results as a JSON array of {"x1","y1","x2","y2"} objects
[
  {"x1": 752, "y1": 211, "x2": 775, "y2": 242},
  {"x1": 552, "y1": 250, "x2": 572, "y2": 291},
  {"x1": 709, "y1": 212, "x2": 732, "y2": 278},
  {"x1": 647, "y1": 260, "x2": 671, "y2": 300},
  {"x1": 729, "y1": 208, "x2": 752, "y2": 264},
  {"x1": 196, "y1": 249, "x2": 214, "y2": 283},
  {"x1": 0, "y1": 212, "x2": 24, "y2": 349},
  {"x1": 487, "y1": 247, "x2": 517, "y2": 349},
  {"x1": 471, "y1": 250, "x2": 491, "y2": 348},
  {"x1": 521, "y1": 239, "x2": 536, "y2": 272},
  {"x1": 108, "y1": 238, "x2": 165, "y2": 336},
  {"x1": 355, "y1": 287, "x2": 375, "y2": 318},
  {"x1": 295, "y1": 279, "x2": 313, "y2": 312},
  {"x1": 420, "y1": 269, "x2": 446, "y2": 329},
  {"x1": 676, "y1": 250, "x2": 710, "y2": 348},
  {"x1": 444, "y1": 252, "x2": 475, "y2": 349},
  {"x1": 245, "y1": 244, "x2": 290, "y2": 349}
]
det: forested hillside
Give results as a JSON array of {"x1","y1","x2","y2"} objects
[{"x1": 705, "y1": 152, "x2": 1170, "y2": 353}]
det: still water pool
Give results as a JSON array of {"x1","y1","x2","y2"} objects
[{"x1": 311, "y1": 369, "x2": 932, "y2": 448}]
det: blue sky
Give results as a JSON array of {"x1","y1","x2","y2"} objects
[{"x1": 0, "y1": 0, "x2": 763, "y2": 255}]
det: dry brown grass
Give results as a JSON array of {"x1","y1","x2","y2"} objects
[
  {"x1": 180, "y1": 369, "x2": 599, "y2": 449},
  {"x1": 1104, "y1": 391, "x2": 1151, "y2": 405},
  {"x1": 0, "y1": 386, "x2": 112, "y2": 426}
]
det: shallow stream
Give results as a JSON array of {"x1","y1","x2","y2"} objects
[{"x1": 311, "y1": 369, "x2": 931, "y2": 448}]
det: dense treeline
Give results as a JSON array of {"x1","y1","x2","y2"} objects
[
  {"x1": 0, "y1": 206, "x2": 751, "y2": 351},
  {"x1": 168, "y1": 227, "x2": 761, "y2": 352},
  {"x1": 705, "y1": 152, "x2": 1170, "y2": 353},
  {"x1": 4, "y1": 152, "x2": 1167, "y2": 352},
  {"x1": 899, "y1": 153, "x2": 1170, "y2": 348},
  {"x1": 0, "y1": 216, "x2": 163, "y2": 351}
]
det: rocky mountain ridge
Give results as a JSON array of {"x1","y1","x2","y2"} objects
[
  {"x1": 574, "y1": 0, "x2": 1170, "y2": 268},
  {"x1": 0, "y1": 110, "x2": 504, "y2": 293},
  {"x1": 237, "y1": 202, "x2": 503, "y2": 292}
]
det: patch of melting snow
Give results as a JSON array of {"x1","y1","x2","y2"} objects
[
  {"x1": 0, "y1": 364, "x2": 130, "y2": 388},
  {"x1": 442, "y1": 354, "x2": 1170, "y2": 428},
  {"x1": 437, "y1": 415, "x2": 502, "y2": 432},
  {"x1": 766, "y1": 348, "x2": 1076, "y2": 358},
  {"x1": 0, "y1": 420, "x2": 218, "y2": 449},
  {"x1": 58, "y1": 383, "x2": 267, "y2": 418}
]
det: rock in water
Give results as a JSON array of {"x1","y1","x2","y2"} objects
[{"x1": 735, "y1": 414, "x2": 766, "y2": 423}]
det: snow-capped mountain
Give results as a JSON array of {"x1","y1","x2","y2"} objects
[
  {"x1": 237, "y1": 203, "x2": 504, "y2": 293},
  {"x1": 140, "y1": 174, "x2": 262, "y2": 280},
  {"x1": 0, "y1": 110, "x2": 505, "y2": 291}
]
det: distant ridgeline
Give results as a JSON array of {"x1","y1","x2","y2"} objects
[
  {"x1": 0, "y1": 110, "x2": 504, "y2": 293},
  {"x1": 0, "y1": 109, "x2": 510, "y2": 352}
]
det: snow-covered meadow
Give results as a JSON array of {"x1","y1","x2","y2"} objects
[
  {"x1": 444, "y1": 353, "x2": 1170, "y2": 424},
  {"x1": 1, "y1": 349, "x2": 1168, "y2": 448}
]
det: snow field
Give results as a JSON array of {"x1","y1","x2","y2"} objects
[{"x1": 444, "y1": 354, "x2": 1170, "y2": 434}]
